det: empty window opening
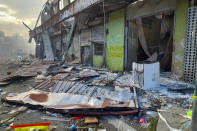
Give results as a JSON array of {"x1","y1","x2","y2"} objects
[{"x1": 94, "y1": 44, "x2": 104, "y2": 56}]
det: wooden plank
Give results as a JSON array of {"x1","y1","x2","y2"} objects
[
  {"x1": 133, "y1": 87, "x2": 138, "y2": 108},
  {"x1": 84, "y1": 117, "x2": 99, "y2": 124}
]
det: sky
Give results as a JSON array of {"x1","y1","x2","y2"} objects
[{"x1": 0, "y1": 0, "x2": 46, "y2": 40}]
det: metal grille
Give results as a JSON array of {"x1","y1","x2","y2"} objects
[{"x1": 184, "y1": 7, "x2": 197, "y2": 83}]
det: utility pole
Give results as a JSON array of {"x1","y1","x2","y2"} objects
[
  {"x1": 102, "y1": 0, "x2": 106, "y2": 67},
  {"x1": 192, "y1": 74, "x2": 197, "y2": 131}
]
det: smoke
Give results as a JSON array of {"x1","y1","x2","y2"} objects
[{"x1": 0, "y1": 30, "x2": 35, "y2": 60}]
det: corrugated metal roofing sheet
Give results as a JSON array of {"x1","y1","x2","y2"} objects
[
  {"x1": 34, "y1": 80, "x2": 134, "y2": 102},
  {"x1": 6, "y1": 90, "x2": 135, "y2": 110}
]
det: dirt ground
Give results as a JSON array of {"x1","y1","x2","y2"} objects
[{"x1": 0, "y1": 62, "x2": 191, "y2": 131}]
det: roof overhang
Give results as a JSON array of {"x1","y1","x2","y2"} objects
[{"x1": 30, "y1": 0, "x2": 134, "y2": 37}]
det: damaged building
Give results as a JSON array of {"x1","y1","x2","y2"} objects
[
  {"x1": 30, "y1": 0, "x2": 197, "y2": 83},
  {"x1": 2, "y1": 0, "x2": 197, "y2": 130}
]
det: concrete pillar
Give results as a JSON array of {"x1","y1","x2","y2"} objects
[
  {"x1": 172, "y1": 0, "x2": 189, "y2": 78},
  {"x1": 106, "y1": 9, "x2": 125, "y2": 71}
]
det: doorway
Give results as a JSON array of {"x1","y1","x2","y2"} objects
[{"x1": 127, "y1": 12, "x2": 174, "y2": 72}]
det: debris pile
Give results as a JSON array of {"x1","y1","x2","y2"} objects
[
  {"x1": 0, "y1": 60, "x2": 52, "y2": 86},
  {"x1": 0, "y1": 60, "x2": 194, "y2": 130},
  {"x1": 3, "y1": 63, "x2": 139, "y2": 116}
]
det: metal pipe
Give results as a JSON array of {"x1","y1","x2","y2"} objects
[
  {"x1": 192, "y1": 77, "x2": 197, "y2": 131},
  {"x1": 22, "y1": 22, "x2": 32, "y2": 31},
  {"x1": 102, "y1": 0, "x2": 107, "y2": 67}
]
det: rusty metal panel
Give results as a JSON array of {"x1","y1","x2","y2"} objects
[
  {"x1": 6, "y1": 90, "x2": 135, "y2": 110},
  {"x1": 33, "y1": 80, "x2": 55, "y2": 91},
  {"x1": 52, "y1": 73, "x2": 69, "y2": 80}
]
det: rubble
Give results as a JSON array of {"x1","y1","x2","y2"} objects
[
  {"x1": 1, "y1": 61, "x2": 194, "y2": 111},
  {"x1": 0, "y1": 0, "x2": 196, "y2": 130},
  {"x1": 5, "y1": 89, "x2": 136, "y2": 110},
  {"x1": 0, "y1": 59, "x2": 195, "y2": 130},
  {"x1": 0, "y1": 60, "x2": 52, "y2": 86},
  {"x1": 0, "y1": 107, "x2": 27, "y2": 126}
]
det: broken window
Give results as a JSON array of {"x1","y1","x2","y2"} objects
[{"x1": 94, "y1": 44, "x2": 104, "y2": 56}]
